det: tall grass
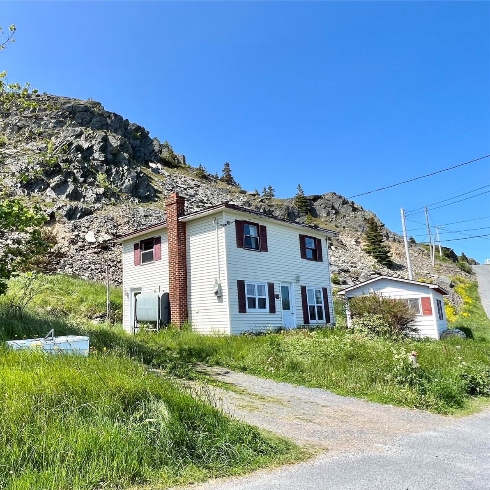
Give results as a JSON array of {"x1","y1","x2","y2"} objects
[{"x1": 0, "y1": 349, "x2": 298, "y2": 490}]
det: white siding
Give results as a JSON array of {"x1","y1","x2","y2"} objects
[
  {"x1": 343, "y1": 279, "x2": 444, "y2": 339},
  {"x1": 186, "y1": 214, "x2": 230, "y2": 334},
  {"x1": 223, "y1": 211, "x2": 334, "y2": 335},
  {"x1": 121, "y1": 230, "x2": 169, "y2": 333}
]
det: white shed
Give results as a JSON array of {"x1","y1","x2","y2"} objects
[{"x1": 337, "y1": 276, "x2": 448, "y2": 339}]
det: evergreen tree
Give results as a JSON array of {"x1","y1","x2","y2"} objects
[
  {"x1": 220, "y1": 162, "x2": 237, "y2": 186},
  {"x1": 195, "y1": 164, "x2": 206, "y2": 179},
  {"x1": 363, "y1": 217, "x2": 392, "y2": 267},
  {"x1": 294, "y1": 184, "x2": 310, "y2": 215},
  {"x1": 262, "y1": 185, "x2": 275, "y2": 199}
]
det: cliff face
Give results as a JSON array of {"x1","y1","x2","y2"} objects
[{"x1": 0, "y1": 94, "x2": 471, "y2": 299}]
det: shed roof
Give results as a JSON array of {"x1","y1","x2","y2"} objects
[{"x1": 337, "y1": 276, "x2": 448, "y2": 296}]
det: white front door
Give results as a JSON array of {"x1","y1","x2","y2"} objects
[{"x1": 281, "y1": 283, "x2": 295, "y2": 329}]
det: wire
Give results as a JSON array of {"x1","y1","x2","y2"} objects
[
  {"x1": 442, "y1": 234, "x2": 490, "y2": 242},
  {"x1": 405, "y1": 185, "x2": 490, "y2": 214},
  {"x1": 348, "y1": 154, "x2": 490, "y2": 199},
  {"x1": 396, "y1": 216, "x2": 490, "y2": 235},
  {"x1": 418, "y1": 190, "x2": 490, "y2": 213}
]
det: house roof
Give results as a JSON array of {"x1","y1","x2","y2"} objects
[
  {"x1": 337, "y1": 276, "x2": 448, "y2": 296},
  {"x1": 117, "y1": 201, "x2": 338, "y2": 242}
]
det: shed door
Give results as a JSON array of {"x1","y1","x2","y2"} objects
[{"x1": 281, "y1": 283, "x2": 295, "y2": 329}]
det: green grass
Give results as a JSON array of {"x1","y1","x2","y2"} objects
[
  {"x1": 0, "y1": 349, "x2": 300, "y2": 490},
  {"x1": 0, "y1": 275, "x2": 303, "y2": 489}
]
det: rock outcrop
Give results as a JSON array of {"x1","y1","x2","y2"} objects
[{"x1": 0, "y1": 94, "x2": 473, "y2": 303}]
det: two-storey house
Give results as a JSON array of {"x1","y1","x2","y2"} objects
[{"x1": 118, "y1": 192, "x2": 337, "y2": 335}]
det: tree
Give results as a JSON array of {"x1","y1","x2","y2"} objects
[
  {"x1": 0, "y1": 24, "x2": 15, "y2": 51},
  {"x1": 0, "y1": 31, "x2": 52, "y2": 295},
  {"x1": 294, "y1": 184, "x2": 310, "y2": 215},
  {"x1": 0, "y1": 199, "x2": 53, "y2": 295},
  {"x1": 262, "y1": 185, "x2": 275, "y2": 199},
  {"x1": 220, "y1": 162, "x2": 237, "y2": 186},
  {"x1": 363, "y1": 217, "x2": 392, "y2": 267}
]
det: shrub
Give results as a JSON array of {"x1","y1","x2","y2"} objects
[
  {"x1": 349, "y1": 293, "x2": 417, "y2": 339},
  {"x1": 457, "y1": 261, "x2": 473, "y2": 274}
]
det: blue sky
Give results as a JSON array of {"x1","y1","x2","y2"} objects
[{"x1": 2, "y1": 1, "x2": 490, "y2": 263}]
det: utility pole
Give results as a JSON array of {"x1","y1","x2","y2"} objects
[
  {"x1": 424, "y1": 207, "x2": 434, "y2": 266},
  {"x1": 400, "y1": 208, "x2": 414, "y2": 280},
  {"x1": 106, "y1": 264, "x2": 111, "y2": 323},
  {"x1": 435, "y1": 226, "x2": 442, "y2": 257}
]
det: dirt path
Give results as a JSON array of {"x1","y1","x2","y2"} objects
[{"x1": 192, "y1": 367, "x2": 451, "y2": 452}]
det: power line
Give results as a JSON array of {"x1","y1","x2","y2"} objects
[
  {"x1": 405, "y1": 185, "x2": 490, "y2": 214},
  {"x1": 443, "y1": 234, "x2": 490, "y2": 242},
  {"x1": 418, "y1": 190, "x2": 490, "y2": 213},
  {"x1": 348, "y1": 154, "x2": 490, "y2": 199},
  {"x1": 397, "y1": 215, "x2": 490, "y2": 234}
]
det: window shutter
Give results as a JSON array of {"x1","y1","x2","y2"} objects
[
  {"x1": 316, "y1": 238, "x2": 323, "y2": 262},
  {"x1": 259, "y1": 225, "x2": 268, "y2": 252},
  {"x1": 300, "y1": 286, "x2": 309, "y2": 324},
  {"x1": 322, "y1": 287, "x2": 331, "y2": 323},
  {"x1": 299, "y1": 234, "x2": 306, "y2": 259},
  {"x1": 267, "y1": 282, "x2": 276, "y2": 313},
  {"x1": 133, "y1": 242, "x2": 141, "y2": 266},
  {"x1": 421, "y1": 297, "x2": 432, "y2": 316},
  {"x1": 154, "y1": 236, "x2": 161, "y2": 261},
  {"x1": 235, "y1": 220, "x2": 244, "y2": 248},
  {"x1": 237, "y1": 280, "x2": 246, "y2": 313}
]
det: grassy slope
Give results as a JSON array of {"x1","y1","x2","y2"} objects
[
  {"x1": 2, "y1": 274, "x2": 489, "y2": 417},
  {"x1": 0, "y1": 276, "x2": 301, "y2": 490}
]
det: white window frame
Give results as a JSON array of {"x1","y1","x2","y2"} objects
[
  {"x1": 244, "y1": 222, "x2": 260, "y2": 251},
  {"x1": 246, "y1": 282, "x2": 268, "y2": 311},
  {"x1": 406, "y1": 298, "x2": 421, "y2": 316},
  {"x1": 140, "y1": 238, "x2": 155, "y2": 264},
  {"x1": 306, "y1": 287, "x2": 325, "y2": 324},
  {"x1": 305, "y1": 237, "x2": 317, "y2": 261}
]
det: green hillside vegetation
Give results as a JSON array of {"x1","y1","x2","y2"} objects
[{"x1": 0, "y1": 274, "x2": 488, "y2": 488}]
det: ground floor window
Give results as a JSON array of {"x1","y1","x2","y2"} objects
[
  {"x1": 246, "y1": 282, "x2": 268, "y2": 311},
  {"x1": 307, "y1": 287, "x2": 325, "y2": 323},
  {"x1": 406, "y1": 298, "x2": 421, "y2": 315},
  {"x1": 436, "y1": 299, "x2": 444, "y2": 320}
]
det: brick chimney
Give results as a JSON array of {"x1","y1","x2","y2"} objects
[{"x1": 166, "y1": 192, "x2": 188, "y2": 327}]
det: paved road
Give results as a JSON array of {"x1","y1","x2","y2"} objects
[
  {"x1": 173, "y1": 370, "x2": 490, "y2": 490},
  {"x1": 186, "y1": 408, "x2": 490, "y2": 490},
  {"x1": 473, "y1": 265, "x2": 490, "y2": 319}
]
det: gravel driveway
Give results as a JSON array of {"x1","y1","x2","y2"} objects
[{"x1": 174, "y1": 368, "x2": 489, "y2": 490}]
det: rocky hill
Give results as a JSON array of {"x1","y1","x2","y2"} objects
[{"x1": 0, "y1": 93, "x2": 472, "y2": 307}]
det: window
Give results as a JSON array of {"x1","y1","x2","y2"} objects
[
  {"x1": 237, "y1": 280, "x2": 276, "y2": 314},
  {"x1": 299, "y1": 234, "x2": 323, "y2": 262},
  {"x1": 305, "y1": 237, "x2": 317, "y2": 260},
  {"x1": 244, "y1": 223, "x2": 259, "y2": 250},
  {"x1": 436, "y1": 299, "x2": 444, "y2": 320},
  {"x1": 235, "y1": 220, "x2": 268, "y2": 252},
  {"x1": 406, "y1": 298, "x2": 421, "y2": 315},
  {"x1": 246, "y1": 282, "x2": 268, "y2": 310},
  {"x1": 141, "y1": 238, "x2": 155, "y2": 264},
  {"x1": 133, "y1": 236, "x2": 161, "y2": 265},
  {"x1": 306, "y1": 287, "x2": 325, "y2": 322}
]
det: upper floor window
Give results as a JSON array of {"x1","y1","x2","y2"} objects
[
  {"x1": 235, "y1": 220, "x2": 268, "y2": 252},
  {"x1": 299, "y1": 234, "x2": 323, "y2": 262},
  {"x1": 141, "y1": 238, "x2": 155, "y2": 264},
  {"x1": 244, "y1": 223, "x2": 260, "y2": 250},
  {"x1": 134, "y1": 236, "x2": 161, "y2": 265}
]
